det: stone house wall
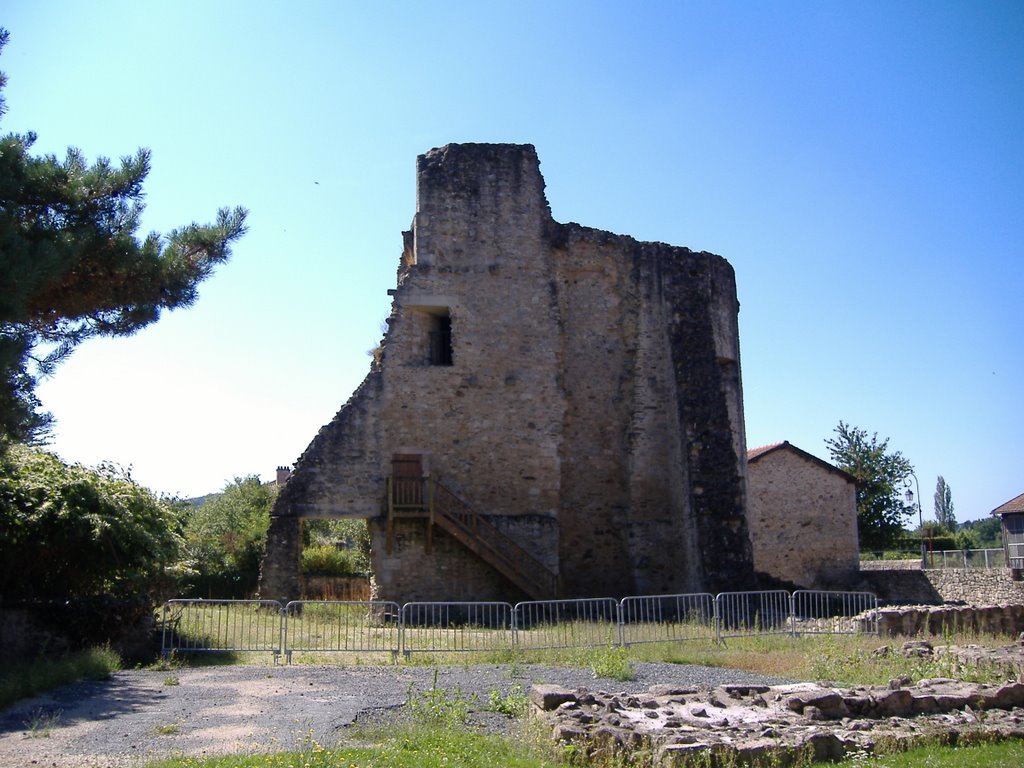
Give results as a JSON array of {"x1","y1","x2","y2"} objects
[
  {"x1": 746, "y1": 442, "x2": 859, "y2": 589},
  {"x1": 260, "y1": 143, "x2": 754, "y2": 603}
]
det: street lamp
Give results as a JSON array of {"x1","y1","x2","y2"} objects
[{"x1": 904, "y1": 472, "x2": 925, "y2": 567}]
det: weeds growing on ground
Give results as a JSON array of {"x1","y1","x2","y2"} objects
[
  {"x1": 0, "y1": 646, "x2": 121, "y2": 710},
  {"x1": 23, "y1": 706, "x2": 62, "y2": 738},
  {"x1": 588, "y1": 645, "x2": 637, "y2": 681},
  {"x1": 407, "y1": 669, "x2": 475, "y2": 728},
  {"x1": 487, "y1": 683, "x2": 529, "y2": 717}
]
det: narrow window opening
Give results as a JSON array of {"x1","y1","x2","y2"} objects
[{"x1": 428, "y1": 312, "x2": 453, "y2": 366}]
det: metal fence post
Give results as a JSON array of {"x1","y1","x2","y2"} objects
[
  {"x1": 616, "y1": 600, "x2": 624, "y2": 648},
  {"x1": 714, "y1": 594, "x2": 722, "y2": 644}
]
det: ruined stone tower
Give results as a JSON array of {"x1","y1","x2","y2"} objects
[{"x1": 259, "y1": 143, "x2": 754, "y2": 602}]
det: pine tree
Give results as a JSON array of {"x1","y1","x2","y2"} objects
[{"x1": 0, "y1": 28, "x2": 247, "y2": 443}]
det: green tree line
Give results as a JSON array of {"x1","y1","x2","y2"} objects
[{"x1": 0, "y1": 445, "x2": 369, "y2": 601}]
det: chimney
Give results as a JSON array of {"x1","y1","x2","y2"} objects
[{"x1": 276, "y1": 466, "x2": 292, "y2": 486}]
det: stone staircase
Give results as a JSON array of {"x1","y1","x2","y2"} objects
[{"x1": 386, "y1": 475, "x2": 558, "y2": 599}]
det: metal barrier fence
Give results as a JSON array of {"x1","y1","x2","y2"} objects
[
  {"x1": 791, "y1": 590, "x2": 878, "y2": 635},
  {"x1": 926, "y1": 548, "x2": 1006, "y2": 569},
  {"x1": 283, "y1": 601, "x2": 401, "y2": 662},
  {"x1": 619, "y1": 593, "x2": 716, "y2": 646},
  {"x1": 160, "y1": 589, "x2": 879, "y2": 661},
  {"x1": 514, "y1": 598, "x2": 620, "y2": 650},
  {"x1": 715, "y1": 590, "x2": 792, "y2": 639},
  {"x1": 400, "y1": 601, "x2": 514, "y2": 655},
  {"x1": 161, "y1": 599, "x2": 284, "y2": 659}
]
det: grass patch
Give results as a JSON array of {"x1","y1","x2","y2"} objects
[
  {"x1": 858, "y1": 737, "x2": 1024, "y2": 766},
  {"x1": 145, "y1": 729, "x2": 554, "y2": 767},
  {"x1": 140, "y1": 733, "x2": 1024, "y2": 768},
  {"x1": 616, "y1": 632, "x2": 1017, "y2": 686},
  {"x1": 0, "y1": 646, "x2": 121, "y2": 710},
  {"x1": 272, "y1": 629, "x2": 1017, "y2": 689}
]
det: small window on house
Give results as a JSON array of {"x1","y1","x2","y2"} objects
[{"x1": 428, "y1": 312, "x2": 453, "y2": 366}]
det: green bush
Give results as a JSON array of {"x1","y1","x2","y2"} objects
[
  {"x1": 0, "y1": 445, "x2": 179, "y2": 598},
  {"x1": 301, "y1": 518, "x2": 370, "y2": 575},
  {"x1": 301, "y1": 544, "x2": 364, "y2": 576}
]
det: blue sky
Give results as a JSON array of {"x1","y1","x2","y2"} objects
[{"x1": 4, "y1": 1, "x2": 1022, "y2": 522}]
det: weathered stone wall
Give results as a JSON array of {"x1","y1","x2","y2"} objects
[
  {"x1": 861, "y1": 566, "x2": 1024, "y2": 606},
  {"x1": 260, "y1": 143, "x2": 754, "y2": 602},
  {"x1": 869, "y1": 603, "x2": 1024, "y2": 636},
  {"x1": 923, "y1": 568, "x2": 1024, "y2": 604},
  {"x1": 746, "y1": 446, "x2": 859, "y2": 588},
  {"x1": 860, "y1": 559, "x2": 922, "y2": 571}
]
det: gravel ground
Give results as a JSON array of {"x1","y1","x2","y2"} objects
[{"x1": 0, "y1": 662, "x2": 793, "y2": 768}]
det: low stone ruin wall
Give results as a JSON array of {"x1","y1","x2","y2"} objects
[
  {"x1": 865, "y1": 603, "x2": 1024, "y2": 637},
  {"x1": 923, "y1": 568, "x2": 1024, "y2": 604},
  {"x1": 531, "y1": 679, "x2": 1024, "y2": 766},
  {"x1": 859, "y1": 559, "x2": 921, "y2": 571},
  {"x1": 861, "y1": 566, "x2": 1024, "y2": 605}
]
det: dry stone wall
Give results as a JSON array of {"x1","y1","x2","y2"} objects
[
  {"x1": 260, "y1": 143, "x2": 754, "y2": 603},
  {"x1": 861, "y1": 567, "x2": 1024, "y2": 606},
  {"x1": 923, "y1": 568, "x2": 1024, "y2": 604}
]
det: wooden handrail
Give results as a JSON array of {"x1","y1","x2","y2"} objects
[
  {"x1": 385, "y1": 474, "x2": 558, "y2": 599},
  {"x1": 429, "y1": 479, "x2": 558, "y2": 599}
]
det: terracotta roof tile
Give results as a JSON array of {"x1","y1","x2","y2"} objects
[
  {"x1": 746, "y1": 440, "x2": 856, "y2": 485},
  {"x1": 992, "y1": 492, "x2": 1024, "y2": 515},
  {"x1": 746, "y1": 442, "x2": 786, "y2": 461}
]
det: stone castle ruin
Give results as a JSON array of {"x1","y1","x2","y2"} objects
[{"x1": 259, "y1": 143, "x2": 756, "y2": 603}]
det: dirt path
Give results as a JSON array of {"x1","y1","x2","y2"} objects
[{"x1": 0, "y1": 662, "x2": 789, "y2": 767}]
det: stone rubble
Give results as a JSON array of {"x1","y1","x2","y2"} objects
[
  {"x1": 530, "y1": 677, "x2": 1024, "y2": 766},
  {"x1": 867, "y1": 636, "x2": 1024, "y2": 679}
]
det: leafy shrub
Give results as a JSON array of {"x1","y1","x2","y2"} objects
[
  {"x1": 0, "y1": 445, "x2": 179, "y2": 598},
  {"x1": 301, "y1": 544, "x2": 365, "y2": 576},
  {"x1": 301, "y1": 519, "x2": 369, "y2": 576}
]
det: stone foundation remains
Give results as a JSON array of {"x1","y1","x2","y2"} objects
[
  {"x1": 864, "y1": 603, "x2": 1024, "y2": 638},
  {"x1": 531, "y1": 677, "x2": 1024, "y2": 766}
]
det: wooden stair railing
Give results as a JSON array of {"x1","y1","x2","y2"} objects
[{"x1": 386, "y1": 475, "x2": 559, "y2": 600}]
